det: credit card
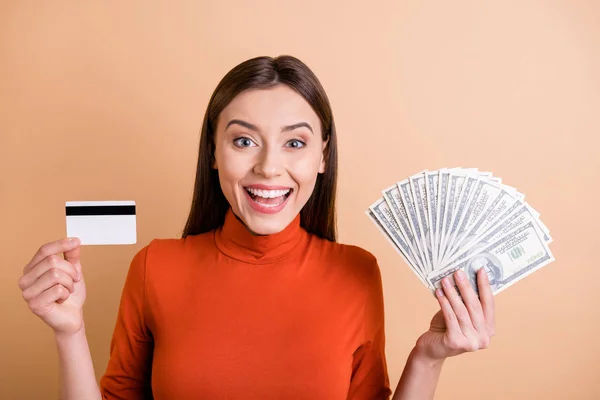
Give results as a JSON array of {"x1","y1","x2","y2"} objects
[{"x1": 65, "y1": 201, "x2": 137, "y2": 245}]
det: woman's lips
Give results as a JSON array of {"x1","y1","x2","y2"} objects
[{"x1": 243, "y1": 188, "x2": 292, "y2": 214}]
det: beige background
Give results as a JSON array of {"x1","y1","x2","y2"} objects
[{"x1": 2, "y1": 1, "x2": 599, "y2": 398}]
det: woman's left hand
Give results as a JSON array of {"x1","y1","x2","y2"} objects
[{"x1": 415, "y1": 268, "x2": 496, "y2": 362}]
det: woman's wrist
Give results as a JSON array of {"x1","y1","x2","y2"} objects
[
  {"x1": 54, "y1": 323, "x2": 87, "y2": 345},
  {"x1": 410, "y1": 341, "x2": 447, "y2": 370},
  {"x1": 392, "y1": 343, "x2": 447, "y2": 399}
]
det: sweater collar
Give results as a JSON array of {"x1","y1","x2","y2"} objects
[{"x1": 214, "y1": 207, "x2": 307, "y2": 264}]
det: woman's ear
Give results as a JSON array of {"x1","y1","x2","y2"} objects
[{"x1": 318, "y1": 138, "x2": 328, "y2": 174}]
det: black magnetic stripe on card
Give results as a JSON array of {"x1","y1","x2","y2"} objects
[{"x1": 66, "y1": 205, "x2": 136, "y2": 216}]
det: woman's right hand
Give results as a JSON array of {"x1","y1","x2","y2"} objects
[{"x1": 18, "y1": 237, "x2": 87, "y2": 336}]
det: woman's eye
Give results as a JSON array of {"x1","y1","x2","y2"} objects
[
  {"x1": 286, "y1": 139, "x2": 306, "y2": 149},
  {"x1": 233, "y1": 137, "x2": 256, "y2": 148}
]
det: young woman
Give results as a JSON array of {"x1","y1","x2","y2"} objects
[{"x1": 18, "y1": 55, "x2": 495, "y2": 399}]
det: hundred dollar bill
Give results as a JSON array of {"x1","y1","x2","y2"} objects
[
  {"x1": 367, "y1": 201, "x2": 430, "y2": 287},
  {"x1": 425, "y1": 170, "x2": 440, "y2": 267},
  {"x1": 381, "y1": 184, "x2": 426, "y2": 270},
  {"x1": 442, "y1": 198, "x2": 523, "y2": 267},
  {"x1": 444, "y1": 202, "x2": 549, "y2": 267},
  {"x1": 409, "y1": 171, "x2": 435, "y2": 271},
  {"x1": 369, "y1": 198, "x2": 425, "y2": 275},
  {"x1": 435, "y1": 168, "x2": 451, "y2": 268},
  {"x1": 444, "y1": 192, "x2": 552, "y2": 268},
  {"x1": 462, "y1": 180, "x2": 520, "y2": 233},
  {"x1": 398, "y1": 175, "x2": 432, "y2": 272},
  {"x1": 444, "y1": 180, "x2": 524, "y2": 263},
  {"x1": 438, "y1": 169, "x2": 478, "y2": 266},
  {"x1": 439, "y1": 172, "x2": 479, "y2": 263},
  {"x1": 427, "y1": 220, "x2": 554, "y2": 295}
]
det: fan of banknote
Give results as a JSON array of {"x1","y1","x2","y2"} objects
[{"x1": 366, "y1": 168, "x2": 555, "y2": 295}]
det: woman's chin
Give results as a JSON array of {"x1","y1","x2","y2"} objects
[
  {"x1": 240, "y1": 211, "x2": 291, "y2": 236},
  {"x1": 245, "y1": 220, "x2": 286, "y2": 236}
]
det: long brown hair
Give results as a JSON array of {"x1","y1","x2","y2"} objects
[{"x1": 181, "y1": 55, "x2": 338, "y2": 241}]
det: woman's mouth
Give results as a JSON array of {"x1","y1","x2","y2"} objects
[{"x1": 243, "y1": 187, "x2": 293, "y2": 214}]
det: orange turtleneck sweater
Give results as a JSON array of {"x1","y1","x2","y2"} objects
[{"x1": 99, "y1": 208, "x2": 392, "y2": 399}]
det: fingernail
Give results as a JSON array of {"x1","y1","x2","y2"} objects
[
  {"x1": 442, "y1": 277, "x2": 451, "y2": 287},
  {"x1": 456, "y1": 269, "x2": 465, "y2": 281},
  {"x1": 436, "y1": 288, "x2": 444, "y2": 297},
  {"x1": 68, "y1": 237, "x2": 77, "y2": 245}
]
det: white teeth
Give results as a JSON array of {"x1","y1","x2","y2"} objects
[{"x1": 245, "y1": 187, "x2": 291, "y2": 198}]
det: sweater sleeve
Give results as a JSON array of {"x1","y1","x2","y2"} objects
[
  {"x1": 99, "y1": 245, "x2": 154, "y2": 399},
  {"x1": 347, "y1": 257, "x2": 393, "y2": 400}
]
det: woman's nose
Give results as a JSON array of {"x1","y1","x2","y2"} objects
[{"x1": 253, "y1": 147, "x2": 284, "y2": 178}]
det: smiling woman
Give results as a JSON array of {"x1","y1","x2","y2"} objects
[
  {"x1": 182, "y1": 56, "x2": 338, "y2": 239},
  {"x1": 18, "y1": 55, "x2": 495, "y2": 400},
  {"x1": 212, "y1": 85, "x2": 329, "y2": 234}
]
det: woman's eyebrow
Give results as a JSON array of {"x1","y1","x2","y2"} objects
[{"x1": 225, "y1": 119, "x2": 314, "y2": 135}]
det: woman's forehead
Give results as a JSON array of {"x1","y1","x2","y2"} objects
[{"x1": 219, "y1": 86, "x2": 320, "y2": 131}]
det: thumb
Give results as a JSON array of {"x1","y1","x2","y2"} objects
[{"x1": 63, "y1": 238, "x2": 82, "y2": 277}]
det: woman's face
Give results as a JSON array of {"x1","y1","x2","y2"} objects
[{"x1": 213, "y1": 84, "x2": 327, "y2": 235}]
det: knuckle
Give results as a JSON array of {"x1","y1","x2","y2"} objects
[
  {"x1": 463, "y1": 302, "x2": 477, "y2": 314},
  {"x1": 454, "y1": 308, "x2": 469, "y2": 320},
  {"x1": 457, "y1": 281, "x2": 469, "y2": 292},
  {"x1": 57, "y1": 285, "x2": 70, "y2": 299},
  {"x1": 48, "y1": 255, "x2": 60, "y2": 267},
  {"x1": 446, "y1": 283, "x2": 458, "y2": 295},
  {"x1": 468, "y1": 340, "x2": 479, "y2": 352},
  {"x1": 452, "y1": 341, "x2": 465, "y2": 352},
  {"x1": 49, "y1": 268, "x2": 62, "y2": 281},
  {"x1": 470, "y1": 299, "x2": 483, "y2": 310},
  {"x1": 445, "y1": 336, "x2": 463, "y2": 351},
  {"x1": 17, "y1": 276, "x2": 26, "y2": 290},
  {"x1": 461, "y1": 343, "x2": 475, "y2": 352},
  {"x1": 54, "y1": 285, "x2": 66, "y2": 295},
  {"x1": 479, "y1": 337, "x2": 490, "y2": 349},
  {"x1": 65, "y1": 280, "x2": 75, "y2": 292},
  {"x1": 457, "y1": 277, "x2": 469, "y2": 289},
  {"x1": 39, "y1": 243, "x2": 51, "y2": 257}
]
